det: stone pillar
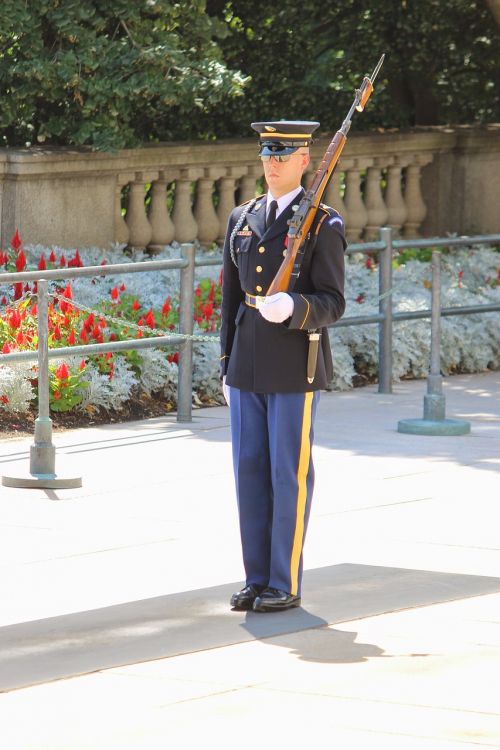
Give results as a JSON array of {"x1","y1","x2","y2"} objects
[
  {"x1": 172, "y1": 171, "x2": 198, "y2": 243},
  {"x1": 385, "y1": 159, "x2": 407, "y2": 236},
  {"x1": 148, "y1": 170, "x2": 175, "y2": 250},
  {"x1": 364, "y1": 159, "x2": 389, "y2": 240},
  {"x1": 194, "y1": 169, "x2": 221, "y2": 247},
  {"x1": 324, "y1": 170, "x2": 347, "y2": 219},
  {"x1": 343, "y1": 160, "x2": 368, "y2": 242},
  {"x1": 114, "y1": 175, "x2": 131, "y2": 245},
  {"x1": 125, "y1": 172, "x2": 155, "y2": 249},
  {"x1": 239, "y1": 165, "x2": 262, "y2": 203},
  {"x1": 216, "y1": 172, "x2": 238, "y2": 242},
  {"x1": 403, "y1": 154, "x2": 433, "y2": 237}
]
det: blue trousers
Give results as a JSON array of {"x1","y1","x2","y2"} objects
[{"x1": 229, "y1": 388, "x2": 319, "y2": 597}]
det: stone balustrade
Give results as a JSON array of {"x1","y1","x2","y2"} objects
[{"x1": 0, "y1": 126, "x2": 499, "y2": 251}]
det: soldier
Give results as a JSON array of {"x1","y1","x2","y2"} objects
[{"x1": 220, "y1": 120, "x2": 346, "y2": 612}]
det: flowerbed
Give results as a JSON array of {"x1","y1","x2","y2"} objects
[{"x1": 0, "y1": 231, "x2": 499, "y2": 421}]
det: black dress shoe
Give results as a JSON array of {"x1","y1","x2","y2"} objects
[
  {"x1": 230, "y1": 583, "x2": 266, "y2": 610},
  {"x1": 252, "y1": 587, "x2": 301, "y2": 612}
]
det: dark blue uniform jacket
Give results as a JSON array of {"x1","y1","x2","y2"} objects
[{"x1": 220, "y1": 191, "x2": 346, "y2": 393}]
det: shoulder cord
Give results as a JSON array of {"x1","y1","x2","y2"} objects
[{"x1": 229, "y1": 198, "x2": 258, "y2": 268}]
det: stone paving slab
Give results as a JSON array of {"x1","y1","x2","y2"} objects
[{"x1": 2, "y1": 562, "x2": 500, "y2": 692}]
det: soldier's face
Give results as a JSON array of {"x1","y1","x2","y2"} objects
[{"x1": 262, "y1": 149, "x2": 310, "y2": 198}]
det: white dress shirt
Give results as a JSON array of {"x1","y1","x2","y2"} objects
[{"x1": 266, "y1": 186, "x2": 303, "y2": 222}]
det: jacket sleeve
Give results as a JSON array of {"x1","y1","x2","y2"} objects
[
  {"x1": 288, "y1": 211, "x2": 346, "y2": 330},
  {"x1": 220, "y1": 209, "x2": 245, "y2": 377}
]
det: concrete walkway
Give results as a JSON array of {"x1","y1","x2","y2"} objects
[{"x1": 0, "y1": 371, "x2": 499, "y2": 748}]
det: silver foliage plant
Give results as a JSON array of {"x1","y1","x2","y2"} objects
[{"x1": 1, "y1": 242, "x2": 499, "y2": 414}]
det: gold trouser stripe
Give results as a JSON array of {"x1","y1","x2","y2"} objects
[{"x1": 290, "y1": 391, "x2": 314, "y2": 596}]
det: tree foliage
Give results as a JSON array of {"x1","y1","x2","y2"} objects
[
  {"x1": 204, "y1": 0, "x2": 500, "y2": 137},
  {"x1": 0, "y1": 0, "x2": 498, "y2": 150},
  {"x1": 0, "y1": 0, "x2": 247, "y2": 150}
]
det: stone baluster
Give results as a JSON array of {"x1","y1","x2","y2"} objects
[
  {"x1": 172, "y1": 170, "x2": 198, "y2": 243},
  {"x1": 194, "y1": 167, "x2": 223, "y2": 247},
  {"x1": 364, "y1": 159, "x2": 389, "y2": 240},
  {"x1": 239, "y1": 165, "x2": 262, "y2": 203},
  {"x1": 125, "y1": 171, "x2": 156, "y2": 249},
  {"x1": 324, "y1": 170, "x2": 347, "y2": 220},
  {"x1": 148, "y1": 170, "x2": 176, "y2": 251},
  {"x1": 114, "y1": 175, "x2": 132, "y2": 245},
  {"x1": 343, "y1": 160, "x2": 368, "y2": 242},
  {"x1": 403, "y1": 153, "x2": 434, "y2": 237},
  {"x1": 385, "y1": 158, "x2": 407, "y2": 236},
  {"x1": 216, "y1": 170, "x2": 239, "y2": 242},
  {"x1": 303, "y1": 161, "x2": 319, "y2": 191}
]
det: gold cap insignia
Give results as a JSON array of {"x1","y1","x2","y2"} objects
[{"x1": 264, "y1": 125, "x2": 277, "y2": 132}]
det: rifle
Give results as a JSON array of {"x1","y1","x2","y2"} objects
[{"x1": 266, "y1": 54, "x2": 385, "y2": 297}]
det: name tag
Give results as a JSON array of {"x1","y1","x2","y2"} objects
[{"x1": 237, "y1": 230, "x2": 252, "y2": 237}]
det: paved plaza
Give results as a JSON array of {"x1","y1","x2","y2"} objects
[{"x1": 0, "y1": 371, "x2": 499, "y2": 748}]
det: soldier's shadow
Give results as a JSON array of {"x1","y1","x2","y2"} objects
[{"x1": 241, "y1": 608, "x2": 390, "y2": 664}]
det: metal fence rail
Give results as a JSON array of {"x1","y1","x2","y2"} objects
[
  {"x1": 1, "y1": 227, "x2": 499, "y2": 487},
  {"x1": 1, "y1": 228, "x2": 500, "y2": 411}
]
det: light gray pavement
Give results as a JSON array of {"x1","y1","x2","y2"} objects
[{"x1": 0, "y1": 371, "x2": 500, "y2": 748}]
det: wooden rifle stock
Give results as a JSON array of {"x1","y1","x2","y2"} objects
[{"x1": 266, "y1": 54, "x2": 385, "y2": 297}]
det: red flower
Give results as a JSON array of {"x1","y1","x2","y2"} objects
[
  {"x1": 0, "y1": 252, "x2": 7, "y2": 265},
  {"x1": 0, "y1": 395, "x2": 9, "y2": 404},
  {"x1": 53, "y1": 325, "x2": 62, "y2": 341},
  {"x1": 208, "y1": 281, "x2": 215, "y2": 301},
  {"x1": 91, "y1": 325, "x2": 101, "y2": 340},
  {"x1": 202, "y1": 302, "x2": 214, "y2": 319},
  {"x1": 31, "y1": 304, "x2": 38, "y2": 316},
  {"x1": 67, "y1": 330, "x2": 76, "y2": 345},
  {"x1": 83, "y1": 313, "x2": 95, "y2": 331},
  {"x1": 11, "y1": 229, "x2": 22, "y2": 251},
  {"x1": 63, "y1": 283, "x2": 73, "y2": 299},
  {"x1": 136, "y1": 330, "x2": 143, "y2": 338},
  {"x1": 16, "y1": 330, "x2": 25, "y2": 345},
  {"x1": 365, "y1": 257, "x2": 374, "y2": 270},
  {"x1": 167, "y1": 352, "x2": 179, "y2": 365},
  {"x1": 111, "y1": 286, "x2": 119, "y2": 300},
  {"x1": 80, "y1": 328, "x2": 89, "y2": 343},
  {"x1": 2, "y1": 342, "x2": 11, "y2": 353},
  {"x1": 15, "y1": 249, "x2": 27, "y2": 272},
  {"x1": 105, "y1": 352, "x2": 113, "y2": 361},
  {"x1": 38, "y1": 255, "x2": 46, "y2": 271},
  {"x1": 145, "y1": 310, "x2": 155, "y2": 329},
  {"x1": 132, "y1": 299, "x2": 140, "y2": 311},
  {"x1": 120, "y1": 283, "x2": 126, "y2": 292},
  {"x1": 195, "y1": 287, "x2": 202, "y2": 297},
  {"x1": 1, "y1": 296, "x2": 7, "y2": 305},
  {"x1": 68, "y1": 249, "x2": 83, "y2": 268},
  {"x1": 79, "y1": 359, "x2": 86, "y2": 370},
  {"x1": 24, "y1": 283, "x2": 30, "y2": 293},
  {"x1": 137, "y1": 317, "x2": 145, "y2": 326},
  {"x1": 60, "y1": 254, "x2": 66, "y2": 267},
  {"x1": 356, "y1": 293, "x2": 365, "y2": 304},
  {"x1": 56, "y1": 363, "x2": 70, "y2": 380},
  {"x1": 8, "y1": 310, "x2": 21, "y2": 329},
  {"x1": 53, "y1": 390, "x2": 61, "y2": 400},
  {"x1": 162, "y1": 297, "x2": 171, "y2": 316},
  {"x1": 109, "y1": 332, "x2": 117, "y2": 341},
  {"x1": 13, "y1": 283, "x2": 22, "y2": 300},
  {"x1": 49, "y1": 249, "x2": 56, "y2": 263}
]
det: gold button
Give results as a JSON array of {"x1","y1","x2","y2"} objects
[
  {"x1": 258, "y1": 246, "x2": 265, "y2": 254},
  {"x1": 256, "y1": 265, "x2": 263, "y2": 273},
  {"x1": 256, "y1": 285, "x2": 263, "y2": 293}
]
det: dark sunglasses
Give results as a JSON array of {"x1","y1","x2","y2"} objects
[{"x1": 260, "y1": 154, "x2": 293, "y2": 163}]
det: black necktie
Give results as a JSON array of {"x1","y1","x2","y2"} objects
[{"x1": 266, "y1": 199, "x2": 278, "y2": 230}]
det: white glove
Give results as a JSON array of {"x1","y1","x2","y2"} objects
[
  {"x1": 257, "y1": 292, "x2": 294, "y2": 323},
  {"x1": 222, "y1": 375, "x2": 230, "y2": 406}
]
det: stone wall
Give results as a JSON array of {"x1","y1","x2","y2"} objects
[{"x1": 0, "y1": 125, "x2": 498, "y2": 251}]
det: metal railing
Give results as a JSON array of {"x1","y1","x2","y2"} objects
[{"x1": 1, "y1": 227, "x2": 499, "y2": 486}]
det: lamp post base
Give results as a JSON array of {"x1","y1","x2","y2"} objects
[
  {"x1": 397, "y1": 418, "x2": 470, "y2": 436},
  {"x1": 2, "y1": 473, "x2": 82, "y2": 489}
]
